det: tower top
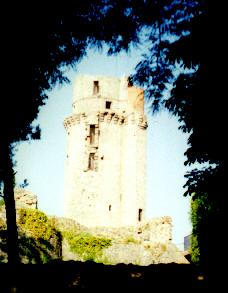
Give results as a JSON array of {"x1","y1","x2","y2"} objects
[{"x1": 72, "y1": 74, "x2": 144, "y2": 114}]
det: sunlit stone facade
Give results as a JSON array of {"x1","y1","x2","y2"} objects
[{"x1": 64, "y1": 74, "x2": 147, "y2": 227}]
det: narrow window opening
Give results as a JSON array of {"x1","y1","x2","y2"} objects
[
  {"x1": 93, "y1": 81, "x2": 99, "y2": 95},
  {"x1": 138, "y1": 209, "x2": 143, "y2": 222},
  {"x1": 89, "y1": 125, "x2": 95, "y2": 145},
  {"x1": 109, "y1": 205, "x2": 111, "y2": 211},
  {"x1": 128, "y1": 76, "x2": 133, "y2": 87},
  {"x1": 106, "y1": 101, "x2": 112, "y2": 109},
  {"x1": 88, "y1": 153, "x2": 95, "y2": 170}
]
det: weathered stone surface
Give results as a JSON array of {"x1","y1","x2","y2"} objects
[
  {"x1": 102, "y1": 242, "x2": 189, "y2": 265},
  {"x1": 0, "y1": 189, "x2": 38, "y2": 221},
  {"x1": 159, "y1": 243, "x2": 189, "y2": 264},
  {"x1": 75, "y1": 216, "x2": 172, "y2": 244},
  {"x1": 139, "y1": 216, "x2": 172, "y2": 243},
  {"x1": 14, "y1": 188, "x2": 38, "y2": 209},
  {"x1": 54, "y1": 216, "x2": 188, "y2": 265},
  {"x1": 64, "y1": 74, "x2": 147, "y2": 227}
]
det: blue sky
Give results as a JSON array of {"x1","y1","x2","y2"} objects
[{"x1": 15, "y1": 47, "x2": 192, "y2": 250}]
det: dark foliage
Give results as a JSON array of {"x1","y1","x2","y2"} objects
[
  {"x1": 0, "y1": 3, "x2": 226, "y2": 286},
  {"x1": 1, "y1": 0, "x2": 142, "y2": 144},
  {"x1": 130, "y1": 1, "x2": 226, "y2": 281}
]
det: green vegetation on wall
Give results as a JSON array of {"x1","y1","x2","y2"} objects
[
  {"x1": 18, "y1": 208, "x2": 62, "y2": 263},
  {"x1": 0, "y1": 208, "x2": 62, "y2": 263},
  {"x1": 18, "y1": 209, "x2": 56, "y2": 240},
  {"x1": 190, "y1": 192, "x2": 218, "y2": 266},
  {"x1": 63, "y1": 230, "x2": 111, "y2": 262},
  {"x1": 0, "y1": 198, "x2": 5, "y2": 208},
  {"x1": 1, "y1": 207, "x2": 112, "y2": 264}
]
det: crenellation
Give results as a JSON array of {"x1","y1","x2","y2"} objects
[
  {"x1": 113, "y1": 113, "x2": 119, "y2": 124},
  {"x1": 105, "y1": 112, "x2": 112, "y2": 123},
  {"x1": 63, "y1": 114, "x2": 81, "y2": 129}
]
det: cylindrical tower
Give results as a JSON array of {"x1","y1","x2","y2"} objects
[{"x1": 64, "y1": 74, "x2": 147, "y2": 227}]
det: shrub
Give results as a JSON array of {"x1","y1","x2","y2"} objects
[
  {"x1": 190, "y1": 192, "x2": 217, "y2": 266},
  {"x1": 18, "y1": 208, "x2": 54, "y2": 240},
  {"x1": 0, "y1": 198, "x2": 5, "y2": 208},
  {"x1": 63, "y1": 230, "x2": 111, "y2": 262},
  {"x1": 0, "y1": 208, "x2": 62, "y2": 263},
  {"x1": 18, "y1": 208, "x2": 62, "y2": 263}
]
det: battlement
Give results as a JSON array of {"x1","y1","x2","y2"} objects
[{"x1": 63, "y1": 111, "x2": 147, "y2": 132}]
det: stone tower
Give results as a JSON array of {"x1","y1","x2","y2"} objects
[{"x1": 64, "y1": 74, "x2": 147, "y2": 227}]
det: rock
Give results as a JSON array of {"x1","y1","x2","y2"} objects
[
  {"x1": 159, "y1": 243, "x2": 189, "y2": 264},
  {"x1": 14, "y1": 188, "x2": 38, "y2": 209},
  {"x1": 101, "y1": 242, "x2": 189, "y2": 265}
]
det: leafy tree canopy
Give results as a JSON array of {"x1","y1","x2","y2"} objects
[
  {"x1": 129, "y1": 0, "x2": 226, "y2": 276},
  {"x1": 130, "y1": 1, "x2": 226, "y2": 215},
  {"x1": 1, "y1": 0, "x2": 143, "y2": 146},
  {"x1": 0, "y1": 1, "x2": 226, "y2": 274}
]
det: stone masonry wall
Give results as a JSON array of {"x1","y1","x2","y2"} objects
[
  {"x1": 64, "y1": 75, "x2": 147, "y2": 227},
  {"x1": 14, "y1": 188, "x2": 38, "y2": 209},
  {"x1": 84, "y1": 216, "x2": 172, "y2": 244}
]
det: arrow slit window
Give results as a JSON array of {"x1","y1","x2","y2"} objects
[
  {"x1": 88, "y1": 153, "x2": 95, "y2": 170},
  {"x1": 89, "y1": 125, "x2": 95, "y2": 145},
  {"x1": 93, "y1": 81, "x2": 99, "y2": 95}
]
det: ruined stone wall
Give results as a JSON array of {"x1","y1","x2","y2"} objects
[
  {"x1": 54, "y1": 216, "x2": 172, "y2": 249},
  {"x1": 0, "y1": 189, "x2": 38, "y2": 221},
  {"x1": 138, "y1": 216, "x2": 172, "y2": 243},
  {"x1": 64, "y1": 75, "x2": 147, "y2": 227},
  {"x1": 14, "y1": 188, "x2": 38, "y2": 209}
]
